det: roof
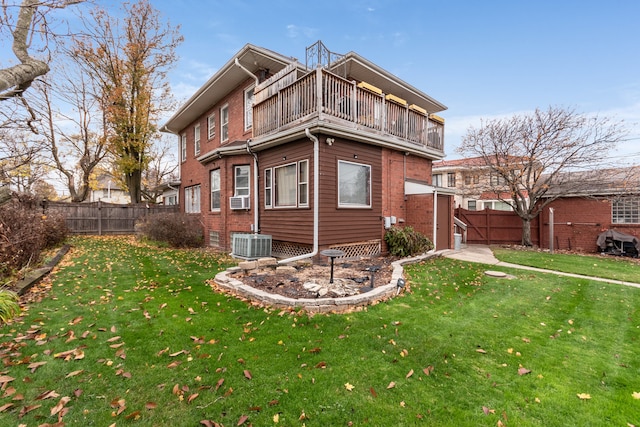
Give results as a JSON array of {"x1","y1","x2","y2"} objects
[
  {"x1": 162, "y1": 43, "x2": 447, "y2": 135},
  {"x1": 544, "y1": 166, "x2": 640, "y2": 197}
]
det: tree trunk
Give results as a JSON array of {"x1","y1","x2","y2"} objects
[
  {"x1": 521, "y1": 218, "x2": 533, "y2": 246},
  {"x1": 125, "y1": 170, "x2": 142, "y2": 203}
]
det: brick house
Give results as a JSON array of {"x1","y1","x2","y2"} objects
[
  {"x1": 161, "y1": 42, "x2": 451, "y2": 260},
  {"x1": 455, "y1": 165, "x2": 640, "y2": 252},
  {"x1": 432, "y1": 156, "x2": 528, "y2": 211}
]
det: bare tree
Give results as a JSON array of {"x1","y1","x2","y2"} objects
[
  {"x1": 32, "y1": 68, "x2": 108, "y2": 202},
  {"x1": 0, "y1": 128, "x2": 49, "y2": 192},
  {"x1": 458, "y1": 106, "x2": 628, "y2": 246},
  {"x1": 140, "y1": 134, "x2": 178, "y2": 203},
  {"x1": 0, "y1": 0, "x2": 84, "y2": 100}
]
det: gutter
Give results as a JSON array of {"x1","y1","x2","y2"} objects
[
  {"x1": 278, "y1": 128, "x2": 319, "y2": 264},
  {"x1": 235, "y1": 58, "x2": 259, "y2": 86}
]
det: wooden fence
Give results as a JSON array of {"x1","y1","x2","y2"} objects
[
  {"x1": 45, "y1": 201, "x2": 179, "y2": 235},
  {"x1": 455, "y1": 208, "x2": 540, "y2": 246}
]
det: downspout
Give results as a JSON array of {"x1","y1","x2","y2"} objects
[
  {"x1": 433, "y1": 189, "x2": 438, "y2": 250},
  {"x1": 247, "y1": 141, "x2": 259, "y2": 232},
  {"x1": 235, "y1": 58, "x2": 259, "y2": 86},
  {"x1": 278, "y1": 128, "x2": 319, "y2": 264}
]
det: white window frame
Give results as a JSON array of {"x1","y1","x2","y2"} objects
[
  {"x1": 184, "y1": 184, "x2": 201, "y2": 213},
  {"x1": 194, "y1": 124, "x2": 201, "y2": 156},
  {"x1": 210, "y1": 169, "x2": 220, "y2": 211},
  {"x1": 234, "y1": 165, "x2": 250, "y2": 197},
  {"x1": 338, "y1": 160, "x2": 371, "y2": 208},
  {"x1": 220, "y1": 104, "x2": 229, "y2": 142},
  {"x1": 264, "y1": 168, "x2": 272, "y2": 208},
  {"x1": 447, "y1": 172, "x2": 456, "y2": 187},
  {"x1": 207, "y1": 113, "x2": 215, "y2": 139},
  {"x1": 432, "y1": 173, "x2": 442, "y2": 187},
  {"x1": 181, "y1": 134, "x2": 187, "y2": 162},
  {"x1": 244, "y1": 85, "x2": 254, "y2": 131},
  {"x1": 274, "y1": 162, "x2": 297, "y2": 208},
  {"x1": 298, "y1": 160, "x2": 308, "y2": 207}
]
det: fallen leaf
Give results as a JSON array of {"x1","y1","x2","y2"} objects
[
  {"x1": 243, "y1": 370, "x2": 252, "y2": 380},
  {"x1": 237, "y1": 414, "x2": 249, "y2": 425},
  {"x1": 387, "y1": 381, "x2": 396, "y2": 389},
  {"x1": 272, "y1": 414, "x2": 279, "y2": 423},
  {"x1": 423, "y1": 366, "x2": 434, "y2": 376},
  {"x1": 0, "y1": 403, "x2": 14, "y2": 412},
  {"x1": 126, "y1": 410, "x2": 141, "y2": 420},
  {"x1": 146, "y1": 402, "x2": 157, "y2": 410},
  {"x1": 188, "y1": 393, "x2": 199, "y2": 403},
  {"x1": 214, "y1": 378, "x2": 225, "y2": 392},
  {"x1": 66, "y1": 369, "x2": 84, "y2": 378},
  {"x1": 28, "y1": 361, "x2": 47, "y2": 373},
  {"x1": 577, "y1": 393, "x2": 591, "y2": 400},
  {"x1": 476, "y1": 348, "x2": 487, "y2": 354},
  {"x1": 370, "y1": 387, "x2": 377, "y2": 398},
  {"x1": 344, "y1": 383, "x2": 355, "y2": 391},
  {"x1": 18, "y1": 404, "x2": 41, "y2": 418},
  {"x1": 106, "y1": 336, "x2": 121, "y2": 342},
  {"x1": 2, "y1": 386, "x2": 16, "y2": 398},
  {"x1": 315, "y1": 361, "x2": 327, "y2": 369},
  {"x1": 35, "y1": 390, "x2": 60, "y2": 400},
  {"x1": 517, "y1": 367, "x2": 532, "y2": 376},
  {"x1": 69, "y1": 316, "x2": 83, "y2": 325},
  {"x1": 406, "y1": 369, "x2": 414, "y2": 379},
  {"x1": 50, "y1": 396, "x2": 71, "y2": 416},
  {"x1": 0, "y1": 375, "x2": 15, "y2": 385}
]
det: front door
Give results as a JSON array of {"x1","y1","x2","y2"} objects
[{"x1": 436, "y1": 194, "x2": 452, "y2": 250}]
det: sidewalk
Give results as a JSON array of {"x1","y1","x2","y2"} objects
[{"x1": 440, "y1": 244, "x2": 640, "y2": 289}]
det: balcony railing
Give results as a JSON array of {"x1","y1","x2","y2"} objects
[{"x1": 253, "y1": 67, "x2": 444, "y2": 152}]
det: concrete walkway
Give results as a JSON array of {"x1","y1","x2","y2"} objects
[{"x1": 441, "y1": 244, "x2": 640, "y2": 289}]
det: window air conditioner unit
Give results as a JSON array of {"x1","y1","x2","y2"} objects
[
  {"x1": 229, "y1": 195, "x2": 250, "y2": 210},
  {"x1": 232, "y1": 233, "x2": 272, "y2": 259}
]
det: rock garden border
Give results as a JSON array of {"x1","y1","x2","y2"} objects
[{"x1": 210, "y1": 252, "x2": 440, "y2": 314}]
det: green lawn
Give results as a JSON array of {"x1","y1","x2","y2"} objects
[
  {"x1": 1, "y1": 236, "x2": 639, "y2": 426},
  {"x1": 492, "y1": 247, "x2": 640, "y2": 283}
]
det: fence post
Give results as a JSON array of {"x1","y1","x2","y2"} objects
[
  {"x1": 98, "y1": 200, "x2": 102, "y2": 236},
  {"x1": 549, "y1": 208, "x2": 554, "y2": 253}
]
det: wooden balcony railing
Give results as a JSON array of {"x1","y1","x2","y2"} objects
[{"x1": 253, "y1": 68, "x2": 444, "y2": 152}]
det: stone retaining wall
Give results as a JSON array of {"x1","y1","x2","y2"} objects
[{"x1": 211, "y1": 253, "x2": 438, "y2": 314}]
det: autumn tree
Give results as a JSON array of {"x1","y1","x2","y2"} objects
[
  {"x1": 458, "y1": 106, "x2": 628, "y2": 246},
  {"x1": 72, "y1": 0, "x2": 182, "y2": 203}
]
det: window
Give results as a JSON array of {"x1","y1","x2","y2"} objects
[
  {"x1": 194, "y1": 124, "x2": 201, "y2": 156},
  {"x1": 338, "y1": 160, "x2": 371, "y2": 208},
  {"x1": 298, "y1": 160, "x2": 308, "y2": 207},
  {"x1": 613, "y1": 197, "x2": 640, "y2": 223},
  {"x1": 244, "y1": 86, "x2": 254, "y2": 131},
  {"x1": 467, "y1": 200, "x2": 477, "y2": 210},
  {"x1": 234, "y1": 165, "x2": 250, "y2": 197},
  {"x1": 185, "y1": 185, "x2": 201, "y2": 213},
  {"x1": 210, "y1": 169, "x2": 220, "y2": 211},
  {"x1": 464, "y1": 175, "x2": 471, "y2": 186},
  {"x1": 207, "y1": 114, "x2": 215, "y2": 139},
  {"x1": 447, "y1": 172, "x2": 456, "y2": 187},
  {"x1": 473, "y1": 175, "x2": 480, "y2": 184},
  {"x1": 432, "y1": 173, "x2": 442, "y2": 187},
  {"x1": 274, "y1": 163, "x2": 297, "y2": 207},
  {"x1": 220, "y1": 104, "x2": 229, "y2": 142},
  {"x1": 483, "y1": 200, "x2": 512, "y2": 211},
  {"x1": 181, "y1": 134, "x2": 187, "y2": 162},
  {"x1": 264, "y1": 168, "x2": 272, "y2": 208},
  {"x1": 491, "y1": 173, "x2": 505, "y2": 186}
]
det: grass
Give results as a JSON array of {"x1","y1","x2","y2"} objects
[
  {"x1": 0, "y1": 236, "x2": 639, "y2": 426},
  {"x1": 492, "y1": 247, "x2": 640, "y2": 283}
]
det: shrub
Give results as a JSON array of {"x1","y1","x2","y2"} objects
[
  {"x1": 0, "y1": 290, "x2": 20, "y2": 323},
  {"x1": 0, "y1": 193, "x2": 69, "y2": 280},
  {"x1": 136, "y1": 212, "x2": 204, "y2": 248},
  {"x1": 384, "y1": 226, "x2": 434, "y2": 257}
]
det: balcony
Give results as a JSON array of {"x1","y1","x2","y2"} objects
[{"x1": 252, "y1": 67, "x2": 444, "y2": 153}]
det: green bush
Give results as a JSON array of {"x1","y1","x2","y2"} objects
[
  {"x1": 136, "y1": 212, "x2": 204, "y2": 248},
  {"x1": 384, "y1": 226, "x2": 434, "y2": 257},
  {"x1": 0, "y1": 290, "x2": 20, "y2": 323}
]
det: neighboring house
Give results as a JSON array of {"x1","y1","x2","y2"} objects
[
  {"x1": 88, "y1": 174, "x2": 130, "y2": 204},
  {"x1": 161, "y1": 41, "x2": 451, "y2": 259},
  {"x1": 455, "y1": 166, "x2": 640, "y2": 252},
  {"x1": 432, "y1": 156, "x2": 526, "y2": 211},
  {"x1": 155, "y1": 180, "x2": 181, "y2": 205}
]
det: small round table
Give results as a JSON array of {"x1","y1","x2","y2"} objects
[{"x1": 320, "y1": 249, "x2": 345, "y2": 284}]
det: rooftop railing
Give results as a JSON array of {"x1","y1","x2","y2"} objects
[{"x1": 252, "y1": 67, "x2": 444, "y2": 152}]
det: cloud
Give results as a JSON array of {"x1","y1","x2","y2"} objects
[{"x1": 286, "y1": 24, "x2": 318, "y2": 39}]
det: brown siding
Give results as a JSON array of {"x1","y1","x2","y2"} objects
[
  {"x1": 317, "y1": 137, "x2": 382, "y2": 246},
  {"x1": 259, "y1": 140, "x2": 315, "y2": 244}
]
